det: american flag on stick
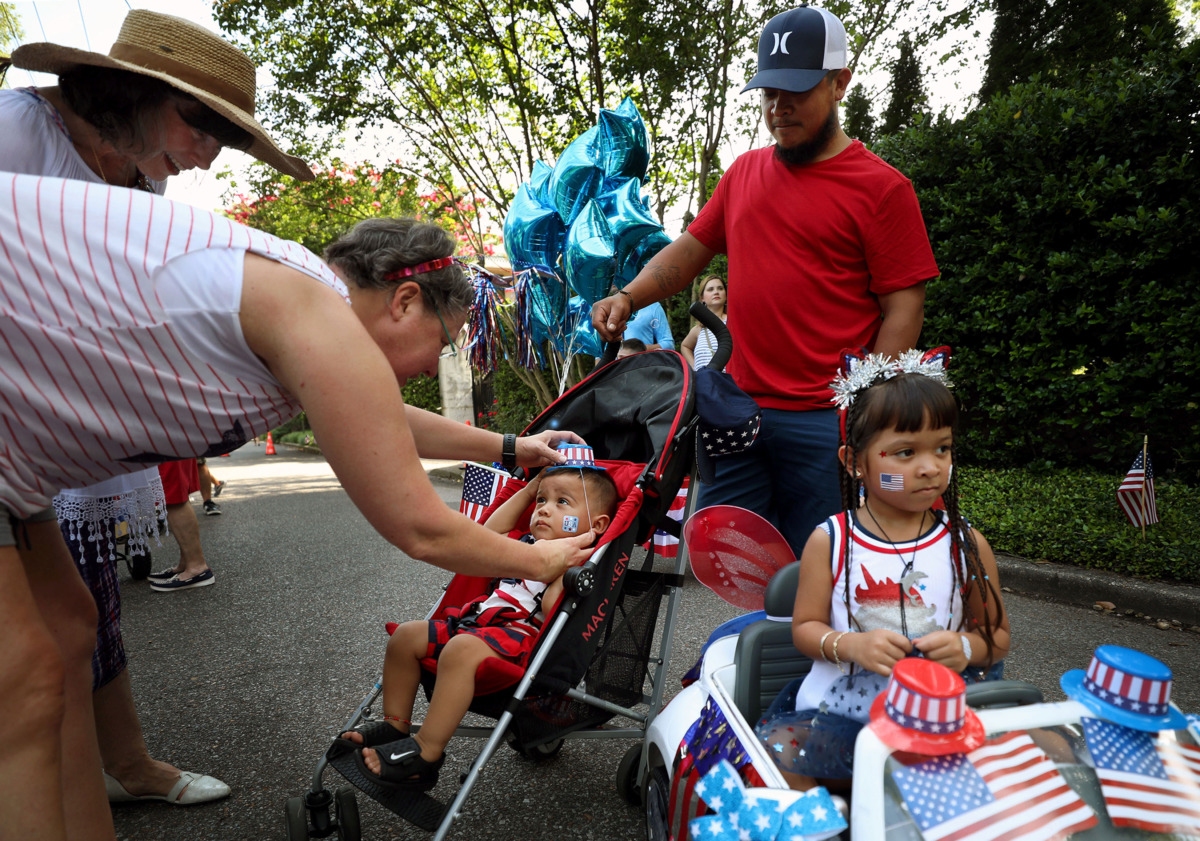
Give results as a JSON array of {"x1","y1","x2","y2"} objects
[
  {"x1": 460, "y1": 462, "x2": 506, "y2": 523},
  {"x1": 651, "y1": 476, "x2": 690, "y2": 560},
  {"x1": 1117, "y1": 439, "x2": 1159, "y2": 530},
  {"x1": 891, "y1": 730, "x2": 1097, "y2": 841},
  {"x1": 1083, "y1": 716, "x2": 1200, "y2": 836}
]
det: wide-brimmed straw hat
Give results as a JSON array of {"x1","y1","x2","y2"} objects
[
  {"x1": 869, "y1": 658, "x2": 986, "y2": 756},
  {"x1": 11, "y1": 10, "x2": 312, "y2": 181}
]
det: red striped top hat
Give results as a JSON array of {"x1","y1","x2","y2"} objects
[
  {"x1": 1060, "y1": 645, "x2": 1187, "y2": 732},
  {"x1": 546, "y1": 443, "x2": 605, "y2": 472},
  {"x1": 869, "y1": 658, "x2": 985, "y2": 755}
]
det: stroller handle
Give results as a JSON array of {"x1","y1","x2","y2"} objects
[
  {"x1": 689, "y1": 300, "x2": 732, "y2": 371},
  {"x1": 597, "y1": 298, "x2": 733, "y2": 368}
]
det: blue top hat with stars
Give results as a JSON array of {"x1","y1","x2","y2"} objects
[{"x1": 1061, "y1": 645, "x2": 1187, "y2": 732}]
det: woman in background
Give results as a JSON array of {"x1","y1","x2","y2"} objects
[{"x1": 681, "y1": 275, "x2": 728, "y2": 370}]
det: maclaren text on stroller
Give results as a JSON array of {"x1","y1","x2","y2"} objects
[{"x1": 283, "y1": 304, "x2": 731, "y2": 840}]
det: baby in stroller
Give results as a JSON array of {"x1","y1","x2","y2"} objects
[{"x1": 335, "y1": 446, "x2": 619, "y2": 791}]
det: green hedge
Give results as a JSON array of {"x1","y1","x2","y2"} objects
[
  {"x1": 874, "y1": 37, "x2": 1199, "y2": 480},
  {"x1": 960, "y1": 466, "x2": 1199, "y2": 583}
]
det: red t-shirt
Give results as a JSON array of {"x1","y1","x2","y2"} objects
[{"x1": 688, "y1": 141, "x2": 938, "y2": 410}]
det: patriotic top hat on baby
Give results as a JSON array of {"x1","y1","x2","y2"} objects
[
  {"x1": 869, "y1": 658, "x2": 985, "y2": 755},
  {"x1": 1060, "y1": 645, "x2": 1187, "y2": 732},
  {"x1": 545, "y1": 443, "x2": 605, "y2": 472}
]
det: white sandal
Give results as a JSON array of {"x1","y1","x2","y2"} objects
[{"x1": 104, "y1": 770, "x2": 231, "y2": 805}]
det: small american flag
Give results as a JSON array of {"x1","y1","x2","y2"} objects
[
  {"x1": 460, "y1": 462, "x2": 505, "y2": 523},
  {"x1": 652, "y1": 476, "x2": 690, "y2": 560},
  {"x1": 1117, "y1": 450, "x2": 1159, "y2": 527},
  {"x1": 891, "y1": 730, "x2": 1096, "y2": 841},
  {"x1": 880, "y1": 473, "x2": 905, "y2": 491},
  {"x1": 1083, "y1": 716, "x2": 1200, "y2": 835}
]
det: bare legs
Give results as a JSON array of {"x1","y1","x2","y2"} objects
[
  {"x1": 93, "y1": 671, "x2": 186, "y2": 796},
  {"x1": 1, "y1": 519, "x2": 114, "y2": 840},
  {"x1": 163, "y1": 501, "x2": 209, "y2": 578},
  {"x1": 342, "y1": 621, "x2": 500, "y2": 775}
]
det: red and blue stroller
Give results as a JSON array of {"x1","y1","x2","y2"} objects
[{"x1": 283, "y1": 305, "x2": 730, "y2": 840}]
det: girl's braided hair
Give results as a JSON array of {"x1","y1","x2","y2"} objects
[{"x1": 838, "y1": 373, "x2": 1004, "y2": 667}]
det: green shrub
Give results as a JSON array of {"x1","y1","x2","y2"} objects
[
  {"x1": 402, "y1": 374, "x2": 442, "y2": 413},
  {"x1": 875, "y1": 38, "x2": 1200, "y2": 480},
  {"x1": 959, "y1": 466, "x2": 1199, "y2": 583},
  {"x1": 279, "y1": 430, "x2": 317, "y2": 447}
]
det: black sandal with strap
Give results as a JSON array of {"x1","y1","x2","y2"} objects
[{"x1": 338, "y1": 719, "x2": 407, "y2": 749}]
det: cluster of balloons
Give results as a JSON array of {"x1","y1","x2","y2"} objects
[{"x1": 500, "y1": 97, "x2": 672, "y2": 361}]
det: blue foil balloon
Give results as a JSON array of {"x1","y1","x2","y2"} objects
[
  {"x1": 599, "y1": 96, "x2": 649, "y2": 182},
  {"x1": 564, "y1": 200, "x2": 616, "y2": 304},
  {"x1": 549, "y1": 126, "x2": 606, "y2": 226},
  {"x1": 529, "y1": 160, "x2": 554, "y2": 206},
  {"x1": 617, "y1": 229, "x2": 672, "y2": 286},
  {"x1": 504, "y1": 183, "x2": 566, "y2": 270},
  {"x1": 596, "y1": 178, "x2": 661, "y2": 270}
]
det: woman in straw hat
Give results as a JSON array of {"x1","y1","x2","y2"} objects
[{"x1": 1, "y1": 9, "x2": 315, "y2": 833}]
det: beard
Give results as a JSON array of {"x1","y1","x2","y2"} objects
[{"x1": 773, "y1": 104, "x2": 839, "y2": 166}]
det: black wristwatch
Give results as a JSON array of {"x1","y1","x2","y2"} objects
[{"x1": 501, "y1": 433, "x2": 518, "y2": 470}]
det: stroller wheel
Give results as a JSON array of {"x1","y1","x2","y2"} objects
[
  {"x1": 616, "y1": 743, "x2": 643, "y2": 805},
  {"x1": 335, "y1": 787, "x2": 361, "y2": 841},
  {"x1": 645, "y1": 765, "x2": 671, "y2": 841},
  {"x1": 284, "y1": 795, "x2": 309, "y2": 840},
  {"x1": 127, "y1": 548, "x2": 152, "y2": 580},
  {"x1": 507, "y1": 735, "x2": 564, "y2": 761}
]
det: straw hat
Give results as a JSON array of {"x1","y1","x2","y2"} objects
[
  {"x1": 1061, "y1": 645, "x2": 1187, "y2": 732},
  {"x1": 11, "y1": 10, "x2": 312, "y2": 181},
  {"x1": 868, "y1": 658, "x2": 986, "y2": 756}
]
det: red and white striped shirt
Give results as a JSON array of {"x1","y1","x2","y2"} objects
[{"x1": 0, "y1": 171, "x2": 348, "y2": 516}]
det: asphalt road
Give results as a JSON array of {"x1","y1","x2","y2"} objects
[{"x1": 109, "y1": 444, "x2": 1199, "y2": 841}]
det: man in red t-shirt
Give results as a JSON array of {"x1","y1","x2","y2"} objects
[{"x1": 593, "y1": 6, "x2": 938, "y2": 554}]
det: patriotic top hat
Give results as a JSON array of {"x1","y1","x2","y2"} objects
[
  {"x1": 545, "y1": 442, "x2": 606, "y2": 472},
  {"x1": 1060, "y1": 645, "x2": 1187, "y2": 732},
  {"x1": 869, "y1": 658, "x2": 985, "y2": 755}
]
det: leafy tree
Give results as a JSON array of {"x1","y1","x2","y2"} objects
[
  {"x1": 880, "y1": 34, "x2": 928, "y2": 136},
  {"x1": 876, "y1": 36, "x2": 1200, "y2": 479},
  {"x1": 1, "y1": 1, "x2": 21, "y2": 87},
  {"x1": 842, "y1": 84, "x2": 877, "y2": 145},
  {"x1": 979, "y1": 0, "x2": 1181, "y2": 101}
]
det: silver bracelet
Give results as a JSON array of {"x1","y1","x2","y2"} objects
[
  {"x1": 818, "y1": 630, "x2": 836, "y2": 664},
  {"x1": 960, "y1": 633, "x2": 973, "y2": 664}
]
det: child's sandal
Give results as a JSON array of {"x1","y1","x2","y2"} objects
[
  {"x1": 356, "y1": 737, "x2": 445, "y2": 792},
  {"x1": 339, "y1": 719, "x2": 407, "y2": 748}
]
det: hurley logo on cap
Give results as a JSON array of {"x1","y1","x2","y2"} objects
[{"x1": 742, "y1": 5, "x2": 848, "y2": 94}]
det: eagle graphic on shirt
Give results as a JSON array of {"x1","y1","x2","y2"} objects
[{"x1": 852, "y1": 565, "x2": 941, "y2": 636}]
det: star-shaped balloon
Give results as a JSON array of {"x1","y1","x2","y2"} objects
[
  {"x1": 596, "y1": 177, "x2": 662, "y2": 272},
  {"x1": 599, "y1": 96, "x2": 649, "y2": 182},
  {"x1": 563, "y1": 199, "x2": 615, "y2": 304},
  {"x1": 549, "y1": 125, "x2": 606, "y2": 226},
  {"x1": 504, "y1": 183, "x2": 566, "y2": 271},
  {"x1": 687, "y1": 760, "x2": 846, "y2": 841},
  {"x1": 529, "y1": 159, "x2": 554, "y2": 206}
]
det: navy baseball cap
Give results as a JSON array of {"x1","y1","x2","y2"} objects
[{"x1": 742, "y1": 5, "x2": 848, "y2": 94}]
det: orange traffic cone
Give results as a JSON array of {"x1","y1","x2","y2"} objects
[{"x1": 265, "y1": 431, "x2": 276, "y2": 455}]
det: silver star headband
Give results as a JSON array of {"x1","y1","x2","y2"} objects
[{"x1": 829, "y1": 346, "x2": 952, "y2": 412}]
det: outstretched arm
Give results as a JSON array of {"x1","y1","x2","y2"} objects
[
  {"x1": 239, "y1": 254, "x2": 593, "y2": 582},
  {"x1": 403, "y1": 406, "x2": 583, "y2": 469}
]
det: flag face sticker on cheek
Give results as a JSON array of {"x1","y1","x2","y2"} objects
[
  {"x1": 880, "y1": 473, "x2": 904, "y2": 491},
  {"x1": 562, "y1": 515, "x2": 579, "y2": 533}
]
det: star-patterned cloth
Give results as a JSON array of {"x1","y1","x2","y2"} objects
[{"x1": 688, "y1": 760, "x2": 845, "y2": 841}]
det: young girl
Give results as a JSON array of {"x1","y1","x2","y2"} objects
[{"x1": 756, "y1": 349, "x2": 1010, "y2": 789}]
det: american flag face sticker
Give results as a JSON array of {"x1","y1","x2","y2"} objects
[
  {"x1": 562, "y1": 515, "x2": 580, "y2": 533},
  {"x1": 880, "y1": 473, "x2": 905, "y2": 491}
]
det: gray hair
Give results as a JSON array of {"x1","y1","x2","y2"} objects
[{"x1": 323, "y1": 218, "x2": 474, "y2": 315}]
